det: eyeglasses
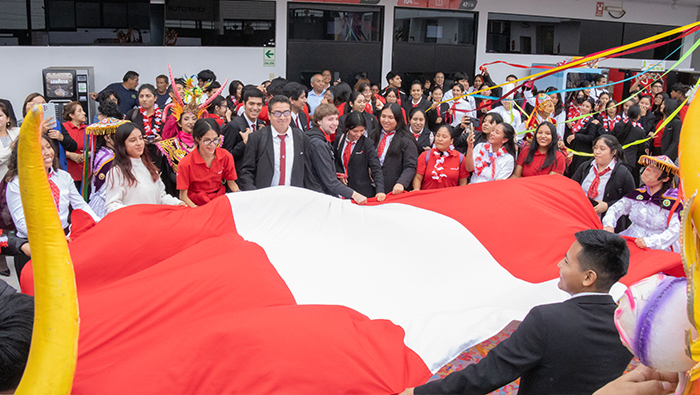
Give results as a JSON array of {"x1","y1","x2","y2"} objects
[
  {"x1": 271, "y1": 110, "x2": 291, "y2": 118},
  {"x1": 201, "y1": 138, "x2": 221, "y2": 146}
]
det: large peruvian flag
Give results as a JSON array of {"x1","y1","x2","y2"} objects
[{"x1": 21, "y1": 175, "x2": 681, "y2": 394}]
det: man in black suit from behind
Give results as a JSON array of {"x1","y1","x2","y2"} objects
[
  {"x1": 283, "y1": 82, "x2": 309, "y2": 132},
  {"x1": 221, "y1": 87, "x2": 265, "y2": 173},
  {"x1": 238, "y1": 95, "x2": 320, "y2": 191},
  {"x1": 402, "y1": 229, "x2": 633, "y2": 395}
]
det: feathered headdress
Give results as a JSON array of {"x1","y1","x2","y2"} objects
[{"x1": 164, "y1": 65, "x2": 228, "y2": 122}]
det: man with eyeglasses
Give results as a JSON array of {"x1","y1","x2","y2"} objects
[
  {"x1": 238, "y1": 95, "x2": 320, "y2": 191},
  {"x1": 222, "y1": 88, "x2": 266, "y2": 173}
]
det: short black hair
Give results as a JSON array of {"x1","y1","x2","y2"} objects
[
  {"x1": 205, "y1": 81, "x2": 221, "y2": 93},
  {"x1": 123, "y1": 70, "x2": 139, "y2": 82},
  {"x1": 98, "y1": 100, "x2": 123, "y2": 119},
  {"x1": 243, "y1": 87, "x2": 264, "y2": 103},
  {"x1": 651, "y1": 80, "x2": 664, "y2": 87},
  {"x1": 0, "y1": 294, "x2": 34, "y2": 392},
  {"x1": 670, "y1": 82, "x2": 687, "y2": 95},
  {"x1": 266, "y1": 77, "x2": 288, "y2": 97},
  {"x1": 197, "y1": 69, "x2": 216, "y2": 83},
  {"x1": 156, "y1": 74, "x2": 168, "y2": 83},
  {"x1": 506, "y1": 74, "x2": 518, "y2": 80},
  {"x1": 283, "y1": 82, "x2": 307, "y2": 101},
  {"x1": 385, "y1": 71, "x2": 400, "y2": 83},
  {"x1": 268, "y1": 95, "x2": 291, "y2": 110},
  {"x1": 98, "y1": 89, "x2": 120, "y2": 105},
  {"x1": 454, "y1": 72, "x2": 469, "y2": 82},
  {"x1": 207, "y1": 95, "x2": 227, "y2": 112},
  {"x1": 574, "y1": 229, "x2": 629, "y2": 292},
  {"x1": 593, "y1": 74, "x2": 607, "y2": 83},
  {"x1": 193, "y1": 118, "x2": 220, "y2": 141},
  {"x1": 344, "y1": 111, "x2": 367, "y2": 131}
]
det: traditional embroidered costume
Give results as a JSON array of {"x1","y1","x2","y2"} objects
[
  {"x1": 85, "y1": 117, "x2": 128, "y2": 217},
  {"x1": 602, "y1": 155, "x2": 682, "y2": 252}
]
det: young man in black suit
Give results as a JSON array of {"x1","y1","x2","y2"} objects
[
  {"x1": 402, "y1": 229, "x2": 633, "y2": 395},
  {"x1": 283, "y1": 82, "x2": 309, "y2": 132},
  {"x1": 238, "y1": 95, "x2": 320, "y2": 191},
  {"x1": 221, "y1": 88, "x2": 265, "y2": 172}
]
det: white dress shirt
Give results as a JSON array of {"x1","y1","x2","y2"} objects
[
  {"x1": 271, "y1": 126, "x2": 294, "y2": 187},
  {"x1": 377, "y1": 130, "x2": 396, "y2": 166},
  {"x1": 449, "y1": 98, "x2": 475, "y2": 127},
  {"x1": 581, "y1": 160, "x2": 616, "y2": 203},
  {"x1": 7, "y1": 168, "x2": 101, "y2": 238},
  {"x1": 443, "y1": 90, "x2": 476, "y2": 114},
  {"x1": 307, "y1": 89, "x2": 326, "y2": 115},
  {"x1": 469, "y1": 143, "x2": 515, "y2": 184},
  {"x1": 104, "y1": 158, "x2": 182, "y2": 213},
  {"x1": 493, "y1": 105, "x2": 522, "y2": 131}
]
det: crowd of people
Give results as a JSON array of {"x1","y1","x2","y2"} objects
[{"x1": 0, "y1": 66, "x2": 690, "y2": 394}]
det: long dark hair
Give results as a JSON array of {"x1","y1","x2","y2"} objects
[
  {"x1": 499, "y1": 122, "x2": 517, "y2": 158},
  {"x1": 345, "y1": 91, "x2": 363, "y2": 114},
  {"x1": 662, "y1": 98, "x2": 680, "y2": 121},
  {"x1": 5, "y1": 135, "x2": 60, "y2": 182},
  {"x1": 654, "y1": 92, "x2": 670, "y2": 119},
  {"x1": 332, "y1": 83, "x2": 352, "y2": 107},
  {"x1": 112, "y1": 122, "x2": 159, "y2": 186},
  {"x1": 544, "y1": 87, "x2": 564, "y2": 117},
  {"x1": 344, "y1": 111, "x2": 366, "y2": 131},
  {"x1": 193, "y1": 118, "x2": 220, "y2": 145},
  {"x1": 524, "y1": 122, "x2": 559, "y2": 171},
  {"x1": 616, "y1": 105, "x2": 641, "y2": 144},
  {"x1": 377, "y1": 103, "x2": 415, "y2": 157}
]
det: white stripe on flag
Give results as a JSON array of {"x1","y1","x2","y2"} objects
[{"x1": 228, "y1": 187, "x2": 569, "y2": 373}]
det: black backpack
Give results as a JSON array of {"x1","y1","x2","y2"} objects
[{"x1": 0, "y1": 178, "x2": 16, "y2": 231}]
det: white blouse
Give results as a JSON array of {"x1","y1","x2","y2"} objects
[
  {"x1": 470, "y1": 143, "x2": 515, "y2": 184},
  {"x1": 6, "y1": 168, "x2": 101, "y2": 238},
  {"x1": 0, "y1": 127, "x2": 19, "y2": 178},
  {"x1": 602, "y1": 188, "x2": 681, "y2": 252},
  {"x1": 104, "y1": 158, "x2": 183, "y2": 213}
]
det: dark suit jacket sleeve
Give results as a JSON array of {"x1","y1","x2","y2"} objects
[
  {"x1": 307, "y1": 136, "x2": 350, "y2": 197},
  {"x1": 415, "y1": 307, "x2": 546, "y2": 395},
  {"x1": 58, "y1": 124, "x2": 78, "y2": 152},
  {"x1": 575, "y1": 119, "x2": 601, "y2": 146},
  {"x1": 571, "y1": 159, "x2": 590, "y2": 184},
  {"x1": 662, "y1": 120, "x2": 681, "y2": 161},
  {"x1": 367, "y1": 140, "x2": 384, "y2": 194},
  {"x1": 221, "y1": 121, "x2": 241, "y2": 154},
  {"x1": 238, "y1": 131, "x2": 260, "y2": 191},
  {"x1": 606, "y1": 167, "x2": 636, "y2": 208},
  {"x1": 395, "y1": 137, "x2": 418, "y2": 188},
  {"x1": 298, "y1": 131, "x2": 323, "y2": 193}
]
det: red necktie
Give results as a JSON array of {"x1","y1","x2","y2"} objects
[
  {"x1": 376, "y1": 131, "x2": 394, "y2": 159},
  {"x1": 278, "y1": 134, "x2": 287, "y2": 186},
  {"x1": 48, "y1": 176, "x2": 60, "y2": 209},
  {"x1": 252, "y1": 123, "x2": 257, "y2": 132},
  {"x1": 587, "y1": 165, "x2": 612, "y2": 199},
  {"x1": 343, "y1": 140, "x2": 355, "y2": 174},
  {"x1": 295, "y1": 116, "x2": 301, "y2": 129}
]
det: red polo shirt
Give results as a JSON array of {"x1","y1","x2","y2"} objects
[
  {"x1": 176, "y1": 147, "x2": 237, "y2": 206},
  {"x1": 416, "y1": 149, "x2": 469, "y2": 190},
  {"x1": 516, "y1": 146, "x2": 566, "y2": 177},
  {"x1": 63, "y1": 121, "x2": 86, "y2": 181}
]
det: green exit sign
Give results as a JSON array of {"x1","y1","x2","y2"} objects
[{"x1": 263, "y1": 48, "x2": 275, "y2": 67}]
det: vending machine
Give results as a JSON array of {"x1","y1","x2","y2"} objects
[{"x1": 41, "y1": 67, "x2": 97, "y2": 123}]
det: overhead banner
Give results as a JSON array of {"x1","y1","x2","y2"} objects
[{"x1": 397, "y1": 0, "x2": 476, "y2": 10}]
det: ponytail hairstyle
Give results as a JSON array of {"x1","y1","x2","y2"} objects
[
  {"x1": 617, "y1": 105, "x2": 641, "y2": 144},
  {"x1": 111, "y1": 122, "x2": 159, "y2": 186},
  {"x1": 524, "y1": 122, "x2": 559, "y2": 171}
]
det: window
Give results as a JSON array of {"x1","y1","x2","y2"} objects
[
  {"x1": 394, "y1": 8, "x2": 476, "y2": 45},
  {"x1": 288, "y1": 4, "x2": 383, "y2": 42},
  {"x1": 486, "y1": 13, "x2": 680, "y2": 60}
]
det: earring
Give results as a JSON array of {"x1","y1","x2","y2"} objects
[{"x1": 5, "y1": 122, "x2": 9, "y2": 128}]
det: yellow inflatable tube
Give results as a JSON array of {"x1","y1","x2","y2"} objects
[{"x1": 15, "y1": 106, "x2": 79, "y2": 394}]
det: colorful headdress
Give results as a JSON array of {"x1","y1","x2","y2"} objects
[
  {"x1": 525, "y1": 93, "x2": 555, "y2": 130},
  {"x1": 165, "y1": 65, "x2": 228, "y2": 122},
  {"x1": 85, "y1": 117, "x2": 128, "y2": 136},
  {"x1": 639, "y1": 155, "x2": 679, "y2": 176}
]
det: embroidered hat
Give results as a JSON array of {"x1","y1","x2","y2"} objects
[
  {"x1": 638, "y1": 155, "x2": 679, "y2": 176},
  {"x1": 86, "y1": 117, "x2": 129, "y2": 135}
]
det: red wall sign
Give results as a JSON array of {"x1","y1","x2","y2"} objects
[{"x1": 596, "y1": 2, "x2": 604, "y2": 17}]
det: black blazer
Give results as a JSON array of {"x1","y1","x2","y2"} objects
[
  {"x1": 410, "y1": 127, "x2": 433, "y2": 153},
  {"x1": 402, "y1": 97, "x2": 431, "y2": 119},
  {"x1": 566, "y1": 116, "x2": 604, "y2": 177},
  {"x1": 336, "y1": 111, "x2": 379, "y2": 147},
  {"x1": 426, "y1": 103, "x2": 450, "y2": 132},
  {"x1": 238, "y1": 126, "x2": 320, "y2": 191},
  {"x1": 291, "y1": 111, "x2": 308, "y2": 132},
  {"x1": 415, "y1": 295, "x2": 632, "y2": 395},
  {"x1": 572, "y1": 158, "x2": 636, "y2": 231},
  {"x1": 221, "y1": 116, "x2": 266, "y2": 172},
  {"x1": 377, "y1": 132, "x2": 418, "y2": 193},
  {"x1": 660, "y1": 117, "x2": 682, "y2": 161},
  {"x1": 333, "y1": 133, "x2": 384, "y2": 197},
  {"x1": 610, "y1": 122, "x2": 646, "y2": 185}
]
